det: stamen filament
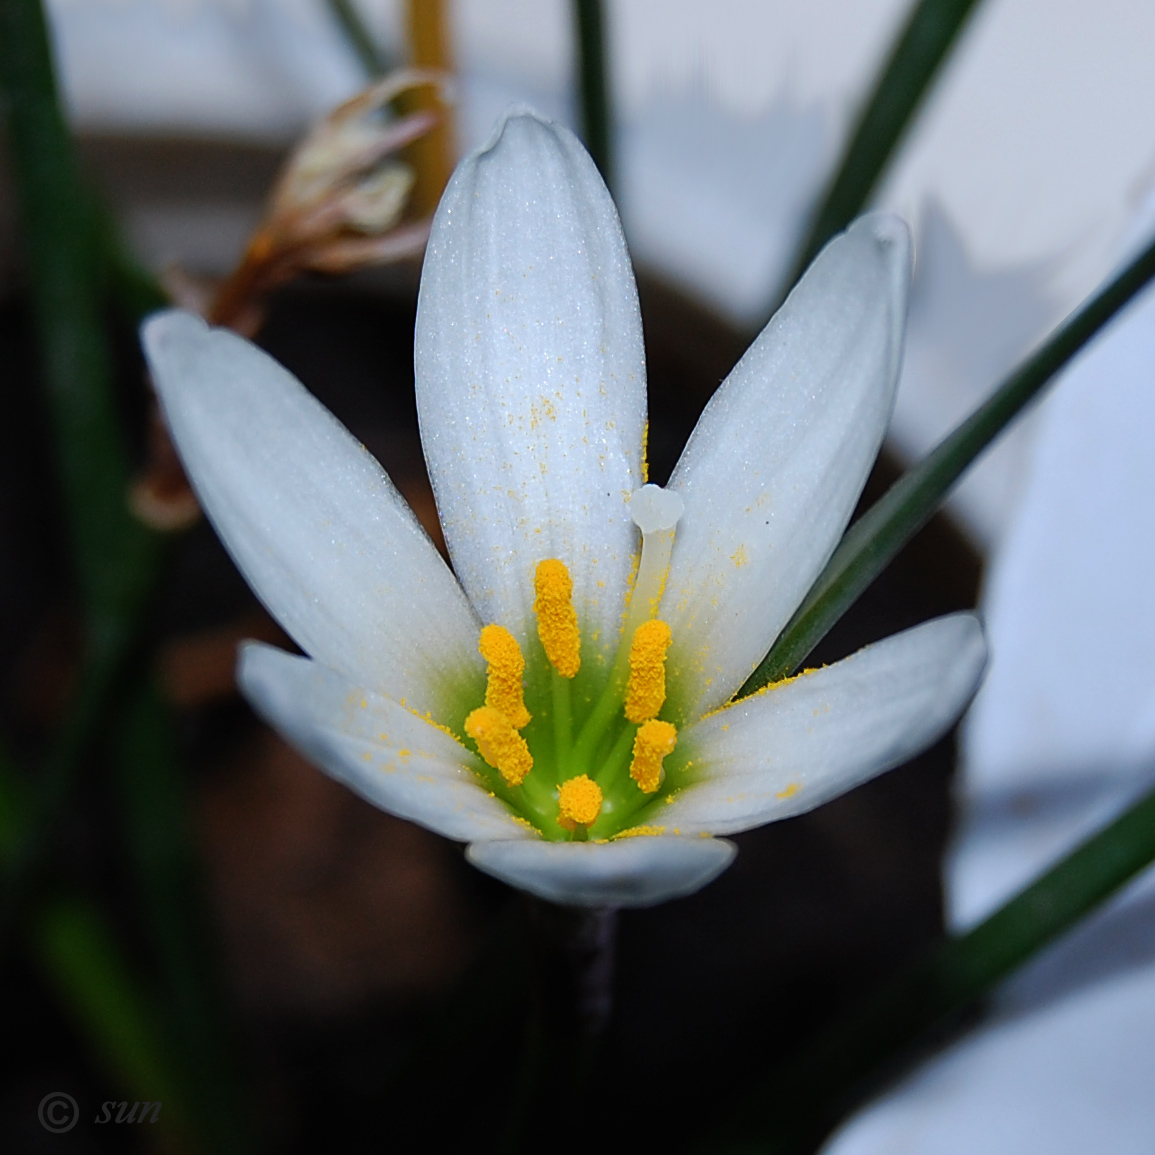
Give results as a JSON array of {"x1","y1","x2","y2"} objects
[
  {"x1": 551, "y1": 668, "x2": 573, "y2": 779},
  {"x1": 595, "y1": 721, "x2": 638, "y2": 789}
]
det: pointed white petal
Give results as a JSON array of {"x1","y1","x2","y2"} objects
[
  {"x1": 239, "y1": 643, "x2": 531, "y2": 843},
  {"x1": 466, "y1": 835, "x2": 735, "y2": 907},
  {"x1": 143, "y1": 311, "x2": 482, "y2": 717},
  {"x1": 661, "y1": 215, "x2": 912, "y2": 720},
  {"x1": 661, "y1": 614, "x2": 986, "y2": 835},
  {"x1": 415, "y1": 111, "x2": 646, "y2": 660}
]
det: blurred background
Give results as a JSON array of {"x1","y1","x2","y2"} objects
[{"x1": 2, "y1": 1, "x2": 1155, "y2": 1152}]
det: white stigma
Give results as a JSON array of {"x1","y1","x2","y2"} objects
[{"x1": 630, "y1": 484, "x2": 684, "y2": 534}]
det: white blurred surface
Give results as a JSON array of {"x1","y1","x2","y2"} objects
[
  {"x1": 955, "y1": 241, "x2": 1155, "y2": 927},
  {"x1": 42, "y1": 0, "x2": 1155, "y2": 546},
  {"x1": 46, "y1": 0, "x2": 1155, "y2": 281},
  {"x1": 48, "y1": 0, "x2": 367, "y2": 138},
  {"x1": 823, "y1": 204, "x2": 1155, "y2": 1154}
]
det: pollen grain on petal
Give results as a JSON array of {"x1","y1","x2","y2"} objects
[
  {"x1": 533, "y1": 558, "x2": 581, "y2": 678},
  {"x1": 625, "y1": 619, "x2": 673, "y2": 723},
  {"x1": 614, "y1": 824, "x2": 666, "y2": 839},
  {"x1": 479, "y1": 624, "x2": 531, "y2": 729},
  {"x1": 465, "y1": 706, "x2": 533, "y2": 787},
  {"x1": 557, "y1": 775, "x2": 603, "y2": 828},
  {"x1": 630, "y1": 719, "x2": 678, "y2": 794}
]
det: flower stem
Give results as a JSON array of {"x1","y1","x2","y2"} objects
[
  {"x1": 497, "y1": 900, "x2": 618, "y2": 1150},
  {"x1": 712, "y1": 777, "x2": 1155, "y2": 1154},
  {"x1": 528, "y1": 899, "x2": 618, "y2": 1045},
  {"x1": 745, "y1": 226, "x2": 1155, "y2": 692}
]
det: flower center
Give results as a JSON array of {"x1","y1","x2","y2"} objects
[{"x1": 462, "y1": 485, "x2": 686, "y2": 841}]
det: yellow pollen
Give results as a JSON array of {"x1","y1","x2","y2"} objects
[
  {"x1": 533, "y1": 559, "x2": 581, "y2": 678},
  {"x1": 465, "y1": 706, "x2": 533, "y2": 787},
  {"x1": 478, "y1": 624, "x2": 531, "y2": 730},
  {"x1": 557, "y1": 775, "x2": 603, "y2": 828},
  {"x1": 630, "y1": 719, "x2": 678, "y2": 794},
  {"x1": 624, "y1": 619, "x2": 673, "y2": 723},
  {"x1": 614, "y1": 824, "x2": 666, "y2": 839}
]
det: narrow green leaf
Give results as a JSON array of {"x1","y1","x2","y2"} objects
[
  {"x1": 325, "y1": 0, "x2": 389, "y2": 77},
  {"x1": 744, "y1": 229, "x2": 1155, "y2": 693},
  {"x1": 2, "y1": 640, "x2": 130, "y2": 928},
  {"x1": 34, "y1": 898, "x2": 196, "y2": 1140},
  {"x1": 115, "y1": 679, "x2": 252, "y2": 1155},
  {"x1": 1, "y1": 8, "x2": 249, "y2": 1150},
  {"x1": 718, "y1": 778, "x2": 1155, "y2": 1154},
  {"x1": 0, "y1": 0, "x2": 164, "y2": 928},
  {"x1": 0, "y1": 0, "x2": 159, "y2": 627},
  {"x1": 785, "y1": 0, "x2": 983, "y2": 290},
  {"x1": 573, "y1": 0, "x2": 613, "y2": 190},
  {"x1": 4, "y1": 740, "x2": 197, "y2": 1142}
]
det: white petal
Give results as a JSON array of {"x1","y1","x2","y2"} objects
[
  {"x1": 239, "y1": 642, "x2": 531, "y2": 843},
  {"x1": 660, "y1": 614, "x2": 986, "y2": 835},
  {"x1": 661, "y1": 214, "x2": 912, "y2": 721},
  {"x1": 143, "y1": 311, "x2": 482, "y2": 718},
  {"x1": 466, "y1": 835, "x2": 736, "y2": 907},
  {"x1": 414, "y1": 110, "x2": 646, "y2": 661}
]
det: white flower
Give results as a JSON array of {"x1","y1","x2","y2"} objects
[{"x1": 141, "y1": 111, "x2": 986, "y2": 908}]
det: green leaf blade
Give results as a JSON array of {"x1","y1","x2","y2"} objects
[{"x1": 787, "y1": 0, "x2": 984, "y2": 287}]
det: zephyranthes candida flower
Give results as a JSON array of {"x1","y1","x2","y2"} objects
[{"x1": 141, "y1": 111, "x2": 986, "y2": 907}]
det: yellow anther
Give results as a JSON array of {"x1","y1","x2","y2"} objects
[
  {"x1": 533, "y1": 559, "x2": 581, "y2": 678},
  {"x1": 478, "y1": 624, "x2": 531, "y2": 730},
  {"x1": 624, "y1": 619, "x2": 673, "y2": 723},
  {"x1": 557, "y1": 775, "x2": 603, "y2": 829},
  {"x1": 630, "y1": 719, "x2": 678, "y2": 794},
  {"x1": 465, "y1": 706, "x2": 533, "y2": 787}
]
